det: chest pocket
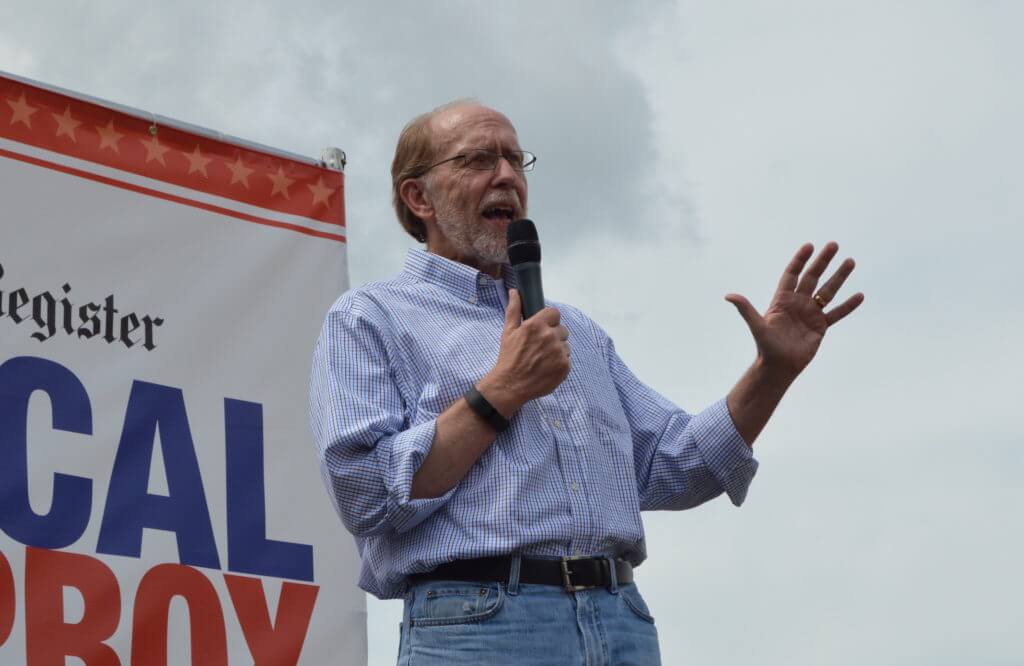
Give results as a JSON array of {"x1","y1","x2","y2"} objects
[{"x1": 561, "y1": 341, "x2": 630, "y2": 437}]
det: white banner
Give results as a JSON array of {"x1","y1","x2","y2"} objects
[{"x1": 0, "y1": 73, "x2": 364, "y2": 665}]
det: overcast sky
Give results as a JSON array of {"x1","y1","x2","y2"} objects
[{"x1": 3, "y1": 1, "x2": 1022, "y2": 664}]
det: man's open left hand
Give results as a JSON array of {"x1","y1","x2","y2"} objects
[{"x1": 725, "y1": 241, "x2": 864, "y2": 381}]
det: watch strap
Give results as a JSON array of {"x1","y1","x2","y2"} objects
[{"x1": 463, "y1": 386, "x2": 510, "y2": 432}]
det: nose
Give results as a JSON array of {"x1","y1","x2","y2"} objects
[{"x1": 490, "y1": 154, "x2": 520, "y2": 188}]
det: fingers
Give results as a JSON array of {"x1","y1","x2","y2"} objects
[
  {"x1": 504, "y1": 289, "x2": 522, "y2": 334},
  {"x1": 795, "y1": 241, "x2": 839, "y2": 295},
  {"x1": 825, "y1": 292, "x2": 865, "y2": 326},
  {"x1": 724, "y1": 293, "x2": 763, "y2": 333},
  {"x1": 777, "y1": 243, "x2": 814, "y2": 292},
  {"x1": 535, "y1": 314, "x2": 568, "y2": 353},
  {"x1": 531, "y1": 313, "x2": 570, "y2": 360},
  {"x1": 813, "y1": 257, "x2": 856, "y2": 308},
  {"x1": 560, "y1": 324, "x2": 571, "y2": 358},
  {"x1": 532, "y1": 306, "x2": 561, "y2": 327}
]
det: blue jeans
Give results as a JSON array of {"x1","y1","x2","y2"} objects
[{"x1": 397, "y1": 556, "x2": 661, "y2": 665}]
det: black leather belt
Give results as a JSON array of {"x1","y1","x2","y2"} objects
[{"x1": 409, "y1": 556, "x2": 634, "y2": 593}]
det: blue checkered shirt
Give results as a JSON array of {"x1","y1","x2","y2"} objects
[{"x1": 309, "y1": 249, "x2": 758, "y2": 599}]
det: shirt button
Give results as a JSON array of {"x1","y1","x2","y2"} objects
[
  {"x1": 468, "y1": 295, "x2": 477, "y2": 304},
  {"x1": 570, "y1": 482, "x2": 579, "y2": 492},
  {"x1": 552, "y1": 419, "x2": 562, "y2": 429}
]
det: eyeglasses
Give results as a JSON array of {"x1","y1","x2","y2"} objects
[{"x1": 418, "y1": 149, "x2": 536, "y2": 176}]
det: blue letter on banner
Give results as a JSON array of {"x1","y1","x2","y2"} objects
[
  {"x1": 0, "y1": 356, "x2": 92, "y2": 549},
  {"x1": 96, "y1": 380, "x2": 220, "y2": 568},
  {"x1": 226, "y1": 398, "x2": 313, "y2": 581}
]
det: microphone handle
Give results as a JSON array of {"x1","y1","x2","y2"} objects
[{"x1": 512, "y1": 261, "x2": 545, "y2": 319}]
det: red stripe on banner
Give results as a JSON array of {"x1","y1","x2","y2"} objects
[
  {"x1": 1, "y1": 75, "x2": 345, "y2": 229},
  {"x1": 0, "y1": 146, "x2": 346, "y2": 243}
]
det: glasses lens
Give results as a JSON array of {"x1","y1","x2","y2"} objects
[
  {"x1": 503, "y1": 151, "x2": 525, "y2": 170},
  {"x1": 460, "y1": 149, "x2": 536, "y2": 171},
  {"x1": 463, "y1": 150, "x2": 498, "y2": 170}
]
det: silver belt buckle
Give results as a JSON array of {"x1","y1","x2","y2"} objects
[{"x1": 560, "y1": 555, "x2": 593, "y2": 593}]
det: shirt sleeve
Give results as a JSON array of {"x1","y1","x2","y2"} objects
[
  {"x1": 309, "y1": 301, "x2": 456, "y2": 538},
  {"x1": 601, "y1": 332, "x2": 759, "y2": 510}
]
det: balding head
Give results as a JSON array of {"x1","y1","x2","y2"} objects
[
  {"x1": 428, "y1": 102, "x2": 517, "y2": 155},
  {"x1": 392, "y1": 101, "x2": 528, "y2": 276},
  {"x1": 391, "y1": 100, "x2": 481, "y2": 242}
]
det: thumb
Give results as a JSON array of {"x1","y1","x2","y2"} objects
[
  {"x1": 724, "y1": 293, "x2": 762, "y2": 333},
  {"x1": 504, "y1": 288, "x2": 522, "y2": 334}
]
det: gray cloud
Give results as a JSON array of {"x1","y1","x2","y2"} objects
[{"x1": 2, "y1": 0, "x2": 683, "y2": 284}]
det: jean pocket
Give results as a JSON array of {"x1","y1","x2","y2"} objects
[
  {"x1": 620, "y1": 583, "x2": 655, "y2": 624},
  {"x1": 410, "y1": 582, "x2": 506, "y2": 627}
]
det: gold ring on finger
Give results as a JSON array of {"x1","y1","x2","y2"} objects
[{"x1": 813, "y1": 292, "x2": 828, "y2": 308}]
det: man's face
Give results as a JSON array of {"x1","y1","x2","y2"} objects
[{"x1": 424, "y1": 105, "x2": 528, "y2": 267}]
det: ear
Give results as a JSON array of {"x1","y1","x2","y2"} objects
[{"x1": 399, "y1": 178, "x2": 435, "y2": 223}]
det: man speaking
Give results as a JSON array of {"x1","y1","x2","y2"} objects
[{"x1": 309, "y1": 101, "x2": 863, "y2": 664}]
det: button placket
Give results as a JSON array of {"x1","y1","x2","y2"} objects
[{"x1": 539, "y1": 395, "x2": 586, "y2": 543}]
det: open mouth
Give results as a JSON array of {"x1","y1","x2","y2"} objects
[{"x1": 481, "y1": 205, "x2": 515, "y2": 222}]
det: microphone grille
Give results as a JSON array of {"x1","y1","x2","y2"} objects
[{"x1": 507, "y1": 218, "x2": 540, "y2": 265}]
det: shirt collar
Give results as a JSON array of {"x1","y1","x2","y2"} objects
[{"x1": 402, "y1": 248, "x2": 519, "y2": 301}]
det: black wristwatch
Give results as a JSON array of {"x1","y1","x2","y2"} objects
[{"x1": 463, "y1": 385, "x2": 510, "y2": 432}]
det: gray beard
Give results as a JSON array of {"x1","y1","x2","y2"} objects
[{"x1": 433, "y1": 209, "x2": 509, "y2": 265}]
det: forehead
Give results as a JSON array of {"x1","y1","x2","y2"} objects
[{"x1": 431, "y1": 105, "x2": 520, "y2": 153}]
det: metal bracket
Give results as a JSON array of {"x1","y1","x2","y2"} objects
[{"x1": 321, "y1": 147, "x2": 347, "y2": 172}]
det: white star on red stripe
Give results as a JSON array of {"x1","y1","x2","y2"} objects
[
  {"x1": 95, "y1": 120, "x2": 125, "y2": 153},
  {"x1": 6, "y1": 93, "x2": 37, "y2": 128},
  {"x1": 140, "y1": 136, "x2": 171, "y2": 166},
  {"x1": 307, "y1": 177, "x2": 333, "y2": 208},
  {"x1": 268, "y1": 167, "x2": 295, "y2": 199},
  {"x1": 52, "y1": 106, "x2": 82, "y2": 141},
  {"x1": 183, "y1": 145, "x2": 212, "y2": 177},
  {"x1": 225, "y1": 156, "x2": 255, "y2": 188}
]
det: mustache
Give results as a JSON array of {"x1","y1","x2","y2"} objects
[{"x1": 479, "y1": 192, "x2": 522, "y2": 212}]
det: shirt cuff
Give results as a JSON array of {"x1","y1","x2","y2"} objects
[
  {"x1": 383, "y1": 419, "x2": 458, "y2": 533},
  {"x1": 691, "y1": 397, "x2": 759, "y2": 506}
]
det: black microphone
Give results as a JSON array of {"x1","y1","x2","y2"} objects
[{"x1": 507, "y1": 218, "x2": 545, "y2": 319}]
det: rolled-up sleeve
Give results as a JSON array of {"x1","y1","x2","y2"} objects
[
  {"x1": 309, "y1": 302, "x2": 455, "y2": 537},
  {"x1": 601, "y1": 334, "x2": 759, "y2": 510}
]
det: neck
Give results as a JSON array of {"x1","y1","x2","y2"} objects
[{"x1": 426, "y1": 240, "x2": 503, "y2": 279}]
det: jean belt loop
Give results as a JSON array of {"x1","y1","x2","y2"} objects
[
  {"x1": 402, "y1": 585, "x2": 415, "y2": 631},
  {"x1": 507, "y1": 554, "x2": 521, "y2": 596},
  {"x1": 607, "y1": 556, "x2": 619, "y2": 594}
]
